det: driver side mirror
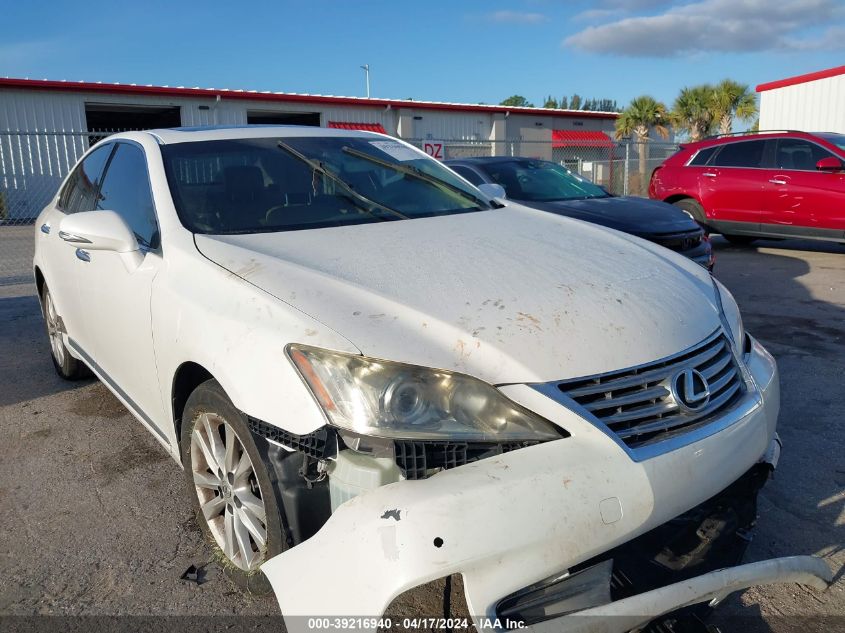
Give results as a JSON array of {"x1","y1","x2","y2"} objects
[
  {"x1": 816, "y1": 156, "x2": 844, "y2": 172},
  {"x1": 58, "y1": 211, "x2": 139, "y2": 253},
  {"x1": 478, "y1": 183, "x2": 507, "y2": 201}
]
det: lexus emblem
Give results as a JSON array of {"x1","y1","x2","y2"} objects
[{"x1": 671, "y1": 368, "x2": 711, "y2": 411}]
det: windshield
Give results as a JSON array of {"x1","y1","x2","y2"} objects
[
  {"x1": 161, "y1": 136, "x2": 491, "y2": 234},
  {"x1": 816, "y1": 133, "x2": 845, "y2": 152},
  {"x1": 481, "y1": 160, "x2": 608, "y2": 202}
]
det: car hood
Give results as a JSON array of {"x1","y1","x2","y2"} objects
[
  {"x1": 195, "y1": 206, "x2": 720, "y2": 384},
  {"x1": 521, "y1": 195, "x2": 698, "y2": 235}
]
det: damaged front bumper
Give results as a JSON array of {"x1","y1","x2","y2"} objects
[
  {"x1": 261, "y1": 338, "x2": 831, "y2": 631},
  {"x1": 527, "y1": 555, "x2": 831, "y2": 633}
]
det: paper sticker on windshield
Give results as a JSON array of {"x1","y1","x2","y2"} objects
[{"x1": 369, "y1": 141, "x2": 421, "y2": 162}]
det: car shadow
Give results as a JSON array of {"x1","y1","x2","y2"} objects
[
  {"x1": 0, "y1": 293, "x2": 94, "y2": 406},
  {"x1": 712, "y1": 234, "x2": 845, "y2": 256},
  {"x1": 709, "y1": 237, "x2": 844, "y2": 629}
]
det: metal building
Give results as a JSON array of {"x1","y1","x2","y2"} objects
[
  {"x1": 0, "y1": 77, "x2": 620, "y2": 221},
  {"x1": 0, "y1": 77, "x2": 617, "y2": 150},
  {"x1": 757, "y1": 65, "x2": 845, "y2": 133}
]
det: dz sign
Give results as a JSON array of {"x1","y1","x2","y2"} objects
[{"x1": 423, "y1": 142, "x2": 444, "y2": 160}]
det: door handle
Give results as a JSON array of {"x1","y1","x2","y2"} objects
[
  {"x1": 75, "y1": 248, "x2": 91, "y2": 262},
  {"x1": 59, "y1": 230, "x2": 93, "y2": 244},
  {"x1": 40, "y1": 223, "x2": 51, "y2": 234},
  {"x1": 702, "y1": 172, "x2": 717, "y2": 178},
  {"x1": 769, "y1": 178, "x2": 787, "y2": 185}
]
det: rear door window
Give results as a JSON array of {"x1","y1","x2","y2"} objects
[
  {"x1": 712, "y1": 140, "x2": 766, "y2": 168},
  {"x1": 59, "y1": 144, "x2": 114, "y2": 213},
  {"x1": 96, "y1": 143, "x2": 160, "y2": 249}
]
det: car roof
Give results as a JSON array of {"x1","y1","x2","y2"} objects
[
  {"x1": 108, "y1": 124, "x2": 391, "y2": 145},
  {"x1": 683, "y1": 130, "x2": 833, "y2": 150}
]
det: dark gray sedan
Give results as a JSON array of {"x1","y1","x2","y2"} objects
[{"x1": 446, "y1": 157, "x2": 714, "y2": 270}]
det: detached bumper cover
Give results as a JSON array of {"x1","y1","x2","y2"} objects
[{"x1": 262, "y1": 340, "x2": 799, "y2": 630}]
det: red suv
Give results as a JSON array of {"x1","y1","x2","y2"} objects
[{"x1": 649, "y1": 131, "x2": 845, "y2": 245}]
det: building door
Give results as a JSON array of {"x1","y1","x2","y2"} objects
[
  {"x1": 247, "y1": 111, "x2": 321, "y2": 126},
  {"x1": 85, "y1": 103, "x2": 182, "y2": 144}
]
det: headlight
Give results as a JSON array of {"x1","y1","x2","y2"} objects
[
  {"x1": 287, "y1": 344, "x2": 561, "y2": 442},
  {"x1": 712, "y1": 278, "x2": 745, "y2": 353}
]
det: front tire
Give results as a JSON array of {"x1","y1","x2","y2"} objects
[
  {"x1": 181, "y1": 379, "x2": 286, "y2": 594},
  {"x1": 41, "y1": 285, "x2": 89, "y2": 380}
]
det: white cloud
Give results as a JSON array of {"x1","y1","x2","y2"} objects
[
  {"x1": 573, "y1": 1, "x2": 673, "y2": 24},
  {"x1": 564, "y1": 0, "x2": 845, "y2": 56},
  {"x1": 487, "y1": 10, "x2": 548, "y2": 24}
]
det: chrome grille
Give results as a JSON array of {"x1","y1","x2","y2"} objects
[{"x1": 557, "y1": 330, "x2": 744, "y2": 448}]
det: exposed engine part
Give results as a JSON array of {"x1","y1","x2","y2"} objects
[
  {"x1": 327, "y1": 450, "x2": 403, "y2": 512},
  {"x1": 299, "y1": 454, "x2": 328, "y2": 489}
]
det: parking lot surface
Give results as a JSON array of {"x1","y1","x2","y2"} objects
[{"x1": 1, "y1": 236, "x2": 843, "y2": 631}]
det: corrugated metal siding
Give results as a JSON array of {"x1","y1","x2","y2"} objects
[
  {"x1": 759, "y1": 74, "x2": 845, "y2": 133},
  {"x1": 0, "y1": 89, "x2": 404, "y2": 130},
  {"x1": 0, "y1": 131, "x2": 88, "y2": 219},
  {"x1": 0, "y1": 87, "x2": 617, "y2": 139},
  {"x1": 181, "y1": 101, "x2": 245, "y2": 126},
  {"x1": 0, "y1": 89, "x2": 87, "y2": 132},
  {"x1": 412, "y1": 111, "x2": 491, "y2": 141},
  {"x1": 0, "y1": 88, "x2": 233, "y2": 130},
  {"x1": 0, "y1": 91, "x2": 89, "y2": 218}
]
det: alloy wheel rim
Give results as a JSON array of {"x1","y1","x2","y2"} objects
[
  {"x1": 190, "y1": 412, "x2": 268, "y2": 571},
  {"x1": 44, "y1": 291, "x2": 65, "y2": 365}
]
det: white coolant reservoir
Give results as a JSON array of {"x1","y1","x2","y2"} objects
[{"x1": 328, "y1": 450, "x2": 404, "y2": 512}]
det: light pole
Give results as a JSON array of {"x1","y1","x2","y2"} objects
[{"x1": 360, "y1": 64, "x2": 370, "y2": 98}]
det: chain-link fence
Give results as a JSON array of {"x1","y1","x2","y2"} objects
[
  {"x1": 0, "y1": 129, "x2": 678, "y2": 288},
  {"x1": 405, "y1": 138, "x2": 678, "y2": 198},
  {"x1": 0, "y1": 130, "x2": 131, "y2": 289}
]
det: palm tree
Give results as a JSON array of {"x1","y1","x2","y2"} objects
[
  {"x1": 711, "y1": 80, "x2": 757, "y2": 136},
  {"x1": 615, "y1": 95, "x2": 670, "y2": 186},
  {"x1": 671, "y1": 85, "x2": 714, "y2": 142}
]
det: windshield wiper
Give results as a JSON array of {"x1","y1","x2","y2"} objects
[
  {"x1": 341, "y1": 146, "x2": 497, "y2": 209},
  {"x1": 277, "y1": 141, "x2": 408, "y2": 221}
]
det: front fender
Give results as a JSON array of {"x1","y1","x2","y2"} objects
[{"x1": 152, "y1": 248, "x2": 360, "y2": 442}]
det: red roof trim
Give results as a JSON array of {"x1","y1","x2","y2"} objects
[
  {"x1": 327, "y1": 121, "x2": 387, "y2": 133},
  {"x1": 0, "y1": 77, "x2": 618, "y2": 119},
  {"x1": 756, "y1": 65, "x2": 845, "y2": 92},
  {"x1": 552, "y1": 129, "x2": 614, "y2": 148}
]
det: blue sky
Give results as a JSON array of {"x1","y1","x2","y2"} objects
[{"x1": 2, "y1": 0, "x2": 843, "y2": 109}]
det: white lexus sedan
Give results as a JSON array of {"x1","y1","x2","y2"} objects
[{"x1": 33, "y1": 126, "x2": 830, "y2": 632}]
